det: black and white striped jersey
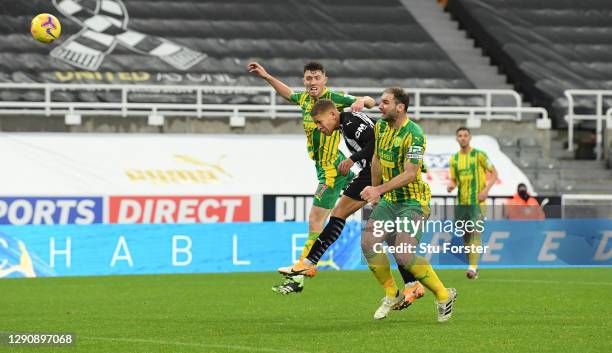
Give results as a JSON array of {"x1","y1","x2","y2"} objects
[{"x1": 339, "y1": 111, "x2": 375, "y2": 170}]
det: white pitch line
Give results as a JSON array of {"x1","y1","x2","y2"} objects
[
  {"x1": 483, "y1": 278, "x2": 612, "y2": 286},
  {"x1": 81, "y1": 336, "x2": 312, "y2": 353}
]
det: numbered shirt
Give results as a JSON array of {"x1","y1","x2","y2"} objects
[
  {"x1": 450, "y1": 148, "x2": 495, "y2": 205},
  {"x1": 374, "y1": 118, "x2": 431, "y2": 206}
]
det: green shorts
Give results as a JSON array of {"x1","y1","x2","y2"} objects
[
  {"x1": 455, "y1": 204, "x2": 486, "y2": 223},
  {"x1": 370, "y1": 199, "x2": 427, "y2": 241},
  {"x1": 313, "y1": 160, "x2": 354, "y2": 209}
]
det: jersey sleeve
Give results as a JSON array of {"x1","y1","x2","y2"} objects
[
  {"x1": 405, "y1": 131, "x2": 425, "y2": 165},
  {"x1": 329, "y1": 91, "x2": 357, "y2": 109},
  {"x1": 289, "y1": 92, "x2": 303, "y2": 104},
  {"x1": 478, "y1": 151, "x2": 495, "y2": 171}
]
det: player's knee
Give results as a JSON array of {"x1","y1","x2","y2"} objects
[
  {"x1": 308, "y1": 206, "x2": 328, "y2": 229},
  {"x1": 330, "y1": 208, "x2": 349, "y2": 219},
  {"x1": 360, "y1": 233, "x2": 374, "y2": 252}
]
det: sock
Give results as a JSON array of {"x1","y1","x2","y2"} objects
[
  {"x1": 365, "y1": 251, "x2": 398, "y2": 298},
  {"x1": 299, "y1": 231, "x2": 320, "y2": 261},
  {"x1": 466, "y1": 233, "x2": 481, "y2": 270},
  {"x1": 306, "y1": 217, "x2": 346, "y2": 265},
  {"x1": 406, "y1": 256, "x2": 449, "y2": 302},
  {"x1": 398, "y1": 264, "x2": 418, "y2": 286}
]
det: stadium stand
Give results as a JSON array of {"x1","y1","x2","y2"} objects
[
  {"x1": 447, "y1": 0, "x2": 612, "y2": 127},
  {"x1": 0, "y1": 0, "x2": 608, "y2": 195},
  {"x1": 1, "y1": 0, "x2": 474, "y2": 106},
  {"x1": 498, "y1": 133, "x2": 612, "y2": 195}
]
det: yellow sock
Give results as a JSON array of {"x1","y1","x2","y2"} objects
[
  {"x1": 466, "y1": 233, "x2": 481, "y2": 270},
  {"x1": 408, "y1": 256, "x2": 449, "y2": 302},
  {"x1": 299, "y1": 231, "x2": 319, "y2": 261},
  {"x1": 366, "y1": 252, "x2": 398, "y2": 298}
]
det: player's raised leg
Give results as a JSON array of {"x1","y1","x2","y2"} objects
[
  {"x1": 279, "y1": 195, "x2": 363, "y2": 277},
  {"x1": 271, "y1": 204, "x2": 330, "y2": 294},
  {"x1": 361, "y1": 217, "x2": 403, "y2": 320},
  {"x1": 272, "y1": 167, "x2": 352, "y2": 294},
  {"x1": 393, "y1": 212, "x2": 457, "y2": 322}
]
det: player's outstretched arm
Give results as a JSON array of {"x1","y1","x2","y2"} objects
[
  {"x1": 375, "y1": 161, "x2": 418, "y2": 195},
  {"x1": 246, "y1": 62, "x2": 293, "y2": 101},
  {"x1": 350, "y1": 96, "x2": 376, "y2": 112},
  {"x1": 362, "y1": 160, "x2": 417, "y2": 204}
]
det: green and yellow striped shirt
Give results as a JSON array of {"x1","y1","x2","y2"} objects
[
  {"x1": 450, "y1": 148, "x2": 494, "y2": 205},
  {"x1": 375, "y1": 118, "x2": 431, "y2": 208},
  {"x1": 289, "y1": 88, "x2": 356, "y2": 186}
]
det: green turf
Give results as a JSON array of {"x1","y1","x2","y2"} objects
[{"x1": 1, "y1": 268, "x2": 610, "y2": 353}]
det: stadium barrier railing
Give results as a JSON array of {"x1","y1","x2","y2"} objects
[
  {"x1": 561, "y1": 194, "x2": 612, "y2": 219},
  {"x1": 0, "y1": 83, "x2": 551, "y2": 128},
  {"x1": 564, "y1": 89, "x2": 612, "y2": 160}
]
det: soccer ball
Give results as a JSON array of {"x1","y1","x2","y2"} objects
[{"x1": 30, "y1": 13, "x2": 61, "y2": 43}]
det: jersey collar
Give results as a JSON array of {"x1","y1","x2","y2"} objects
[
  {"x1": 459, "y1": 147, "x2": 474, "y2": 155},
  {"x1": 390, "y1": 116, "x2": 409, "y2": 130},
  {"x1": 314, "y1": 87, "x2": 329, "y2": 100}
]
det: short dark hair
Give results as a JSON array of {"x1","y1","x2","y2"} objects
[
  {"x1": 311, "y1": 99, "x2": 337, "y2": 117},
  {"x1": 456, "y1": 126, "x2": 471, "y2": 135},
  {"x1": 304, "y1": 61, "x2": 325, "y2": 74},
  {"x1": 384, "y1": 87, "x2": 410, "y2": 111}
]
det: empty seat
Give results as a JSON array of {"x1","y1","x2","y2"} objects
[
  {"x1": 534, "y1": 179, "x2": 556, "y2": 194},
  {"x1": 498, "y1": 136, "x2": 517, "y2": 147},
  {"x1": 513, "y1": 155, "x2": 538, "y2": 170},
  {"x1": 501, "y1": 146, "x2": 519, "y2": 158},
  {"x1": 0, "y1": 0, "x2": 475, "y2": 106},
  {"x1": 556, "y1": 180, "x2": 575, "y2": 193},
  {"x1": 518, "y1": 137, "x2": 539, "y2": 148},
  {"x1": 536, "y1": 158, "x2": 559, "y2": 170},
  {"x1": 519, "y1": 149, "x2": 543, "y2": 160},
  {"x1": 448, "y1": 0, "x2": 612, "y2": 127},
  {"x1": 537, "y1": 170, "x2": 562, "y2": 181}
]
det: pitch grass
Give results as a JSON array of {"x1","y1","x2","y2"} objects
[{"x1": 1, "y1": 268, "x2": 610, "y2": 353}]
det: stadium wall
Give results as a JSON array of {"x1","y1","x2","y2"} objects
[{"x1": 0, "y1": 116, "x2": 550, "y2": 156}]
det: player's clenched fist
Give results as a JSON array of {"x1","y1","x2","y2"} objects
[
  {"x1": 246, "y1": 62, "x2": 269, "y2": 79},
  {"x1": 360, "y1": 186, "x2": 381, "y2": 204},
  {"x1": 337, "y1": 158, "x2": 354, "y2": 176}
]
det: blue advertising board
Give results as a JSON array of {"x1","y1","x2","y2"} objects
[
  {"x1": 0, "y1": 197, "x2": 103, "y2": 225},
  {"x1": 0, "y1": 219, "x2": 610, "y2": 278}
]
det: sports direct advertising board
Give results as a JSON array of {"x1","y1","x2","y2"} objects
[{"x1": 0, "y1": 133, "x2": 529, "y2": 225}]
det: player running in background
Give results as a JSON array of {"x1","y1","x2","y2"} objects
[
  {"x1": 447, "y1": 127, "x2": 498, "y2": 279},
  {"x1": 360, "y1": 87, "x2": 457, "y2": 321},
  {"x1": 277, "y1": 99, "x2": 425, "y2": 308},
  {"x1": 247, "y1": 61, "x2": 376, "y2": 293}
]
